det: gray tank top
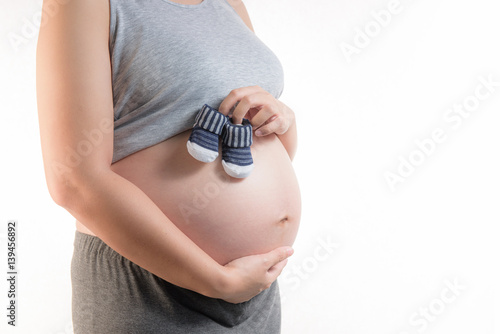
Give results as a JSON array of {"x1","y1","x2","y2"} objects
[{"x1": 109, "y1": 0, "x2": 285, "y2": 163}]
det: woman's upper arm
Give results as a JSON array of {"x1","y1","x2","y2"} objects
[
  {"x1": 36, "y1": 0, "x2": 113, "y2": 204},
  {"x1": 228, "y1": 0, "x2": 254, "y2": 32}
]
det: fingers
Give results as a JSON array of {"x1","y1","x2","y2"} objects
[
  {"x1": 263, "y1": 246, "x2": 294, "y2": 270},
  {"x1": 267, "y1": 258, "x2": 288, "y2": 277},
  {"x1": 254, "y1": 103, "x2": 293, "y2": 136},
  {"x1": 218, "y1": 85, "x2": 263, "y2": 118},
  {"x1": 231, "y1": 91, "x2": 270, "y2": 124},
  {"x1": 219, "y1": 246, "x2": 294, "y2": 302},
  {"x1": 218, "y1": 86, "x2": 291, "y2": 138},
  {"x1": 250, "y1": 107, "x2": 277, "y2": 129},
  {"x1": 255, "y1": 115, "x2": 286, "y2": 136}
]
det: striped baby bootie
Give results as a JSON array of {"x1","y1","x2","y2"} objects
[
  {"x1": 221, "y1": 118, "x2": 254, "y2": 178},
  {"x1": 187, "y1": 104, "x2": 228, "y2": 163}
]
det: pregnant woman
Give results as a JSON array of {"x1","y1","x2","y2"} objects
[{"x1": 36, "y1": 0, "x2": 301, "y2": 332}]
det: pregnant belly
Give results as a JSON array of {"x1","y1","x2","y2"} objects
[{"x1": 106, "y1": 129, "x2": 301, "y2": 265}]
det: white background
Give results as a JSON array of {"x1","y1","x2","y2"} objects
[{"x1": 1, "y1": 0, "x2": 499, "y2": 333}]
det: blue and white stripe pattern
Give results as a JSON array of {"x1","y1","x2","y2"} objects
[
  {"x1": 193, "y1": 104, "x2": 228, "y2": 135},
  {"x1": 221, "y1": 118, "x2": 254, "y2": 178},
  {"x1": 221, "y1": 118, "x2": 253, "y2": 148},
  {"x1": 187, "y1": 104, "x2": 228, "y2": 163}
]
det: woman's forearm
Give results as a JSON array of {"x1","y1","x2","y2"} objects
[{"x1": 62, "y1": 169, "x2": 225, "y2": 298}]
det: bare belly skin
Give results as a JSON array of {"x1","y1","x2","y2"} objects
[{"x1": 76, "y1": 129, "x2": 301, "y2": 265}]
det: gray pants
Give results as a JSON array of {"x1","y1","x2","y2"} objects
[{"x1": 71, "y1": 230, "x2": 281, "y2": 333}]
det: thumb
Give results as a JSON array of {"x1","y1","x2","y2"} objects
[
  {"x1": 264, "y1": 246, "x2": 294, "y2": 270},
  {"x1": 267, "y1": 258, "x2": 289, "y2": 277}
]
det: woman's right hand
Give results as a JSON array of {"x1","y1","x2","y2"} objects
[{"x1": 217, "y1": 246, "x2": 294, "y2": 304}]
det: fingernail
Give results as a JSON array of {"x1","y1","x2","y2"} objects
[
  {"x1": 286, "y1": 248, "x2": 294, "y2": 256},
  {"x1": 255, "y1": 129, "x2": 263, "y2": 136}
]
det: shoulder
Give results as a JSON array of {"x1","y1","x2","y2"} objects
[{"x1": 225, "y1": 0, "x2": 254, "y2": 32}]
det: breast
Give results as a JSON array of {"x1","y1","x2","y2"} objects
[
  {"x1": 110, "y1": 129, "x2": 301, "y2": 265},
  {"x1": 110, "y1": 2, "x2": 285, "y2": 164}
]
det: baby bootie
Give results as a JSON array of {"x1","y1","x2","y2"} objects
[
  {"x1": 187, "y1": 104, "x2": 228, "y2": 163},
  {"x1": 221, "y1": 118, "x2": 254, "y2": 178}
]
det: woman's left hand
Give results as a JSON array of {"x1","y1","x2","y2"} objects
[{"x1": 218, "y1": 85, "x2": 295, "y2": 137}]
